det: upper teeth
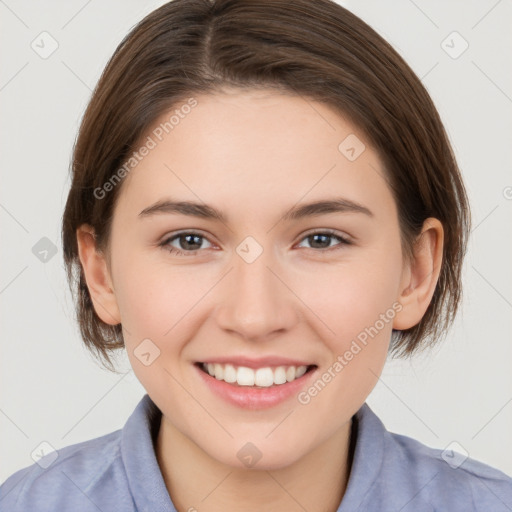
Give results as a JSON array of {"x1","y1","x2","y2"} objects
[{"x1": 202, "y1": 363, "x2": 309, "y2": 387}]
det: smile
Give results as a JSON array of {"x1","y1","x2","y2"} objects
[{"x1": 198, "y1": 362, "x2": 317, "y2": 388}]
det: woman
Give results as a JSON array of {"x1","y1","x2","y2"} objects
[{"x1": 1, "y1": 0, "x2": 511, "y2": 510}]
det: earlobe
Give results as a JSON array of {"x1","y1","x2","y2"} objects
[
  {"x1": 392, "y1": 218, "x2": 444, "y2": 330},
  {"x1": 76, "y1": 224, "x2": 121, "y2": 326}
]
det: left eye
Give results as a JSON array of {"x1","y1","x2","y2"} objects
[
  {"x1": 160, "y1": 230, "x2": 351, "y2": 256},
  {"x1": 297, "y1": 231, "x2": 350, "y2": 250}
]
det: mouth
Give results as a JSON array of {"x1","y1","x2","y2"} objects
[{"x1": 195, "y1": 362, "x2": 318, "y2": 388}]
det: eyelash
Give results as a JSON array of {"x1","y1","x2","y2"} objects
[{"x1": 159, "y1": 229, "x2": 352, "y2": 257}]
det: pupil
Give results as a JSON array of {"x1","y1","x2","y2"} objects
[
  {"x1": 310, "y1": 234, "x2": 330, "y2": 249},
  {"x1": 182, "y1": 234, "x2": 201, "y2": 250}
]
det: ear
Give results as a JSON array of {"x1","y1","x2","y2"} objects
[
  {"x1": 76, "y1": 224, "x2": 121, "y2": 326},
  {"x1": 393, "y1": 218, "x2": 444, "y2": 330}
]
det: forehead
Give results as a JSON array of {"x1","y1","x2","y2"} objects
[{"x1": 115, "y1": 88, "x2": 395, "y2": 224}]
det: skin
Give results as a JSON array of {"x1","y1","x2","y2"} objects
[{"x1": 76, "y1": 87, "x2": 443, "y2": 512}]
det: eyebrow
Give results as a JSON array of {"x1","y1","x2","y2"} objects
[{"x1": 138, "y1": 196, "x2": 374, "y2": 223}]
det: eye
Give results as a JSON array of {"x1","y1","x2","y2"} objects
[
  {"x1": 159, "y1": 229, "x2": 351, "y2": 257},
  {"x1": 160, "y1": 231, "x2": 213, "y2": 256},
  {"x1": 296, "y1": 230, "x2": 351, "y2": 251}
]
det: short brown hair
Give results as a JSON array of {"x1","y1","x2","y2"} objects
[{"x1": 62, "y1": 0, "x2": 471, "y2": 372}]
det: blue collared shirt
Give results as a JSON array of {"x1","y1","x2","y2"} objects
[{"x1": 1, "y1": 393, "x2": 511, "y2": 511}]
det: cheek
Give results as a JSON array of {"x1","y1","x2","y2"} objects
[
  {"x1": 304, "y1": 244, "x2": 403, "y2": 345},
  {"x1": 114, "y1": 253, "x2": 207, "y2": 333},
  {"x1": 298, "y1": 269, "x2": 399, "y2": 423},
  {"x1": 303, "y1": 245, "x2": 402, "y2": 411}
]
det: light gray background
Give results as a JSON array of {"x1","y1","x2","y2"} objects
[{"x1": 1, "y1": 0, "x2": 511, "y2": 483}]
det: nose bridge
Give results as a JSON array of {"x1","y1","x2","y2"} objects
[{"x1": 215, "y1": 243, "x2": 297, "y2": 340}]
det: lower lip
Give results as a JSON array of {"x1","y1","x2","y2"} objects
[{"x1": 194, "y1": 363, "x2": 317, "y2": 410}]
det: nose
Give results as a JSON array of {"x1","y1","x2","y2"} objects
[{"x1": 214, "y1": 247, "x2": 299, "y2": 342}]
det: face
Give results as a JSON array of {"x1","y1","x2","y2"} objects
[{"x1": 95, "y1": 88, "x2": 413, "y2": 469}]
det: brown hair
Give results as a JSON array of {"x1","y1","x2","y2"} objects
[{"x1": 62, "y1": 0, "x2": 471, "y2": 372}]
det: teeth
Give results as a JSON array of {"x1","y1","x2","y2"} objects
[
  {"x1": 286, "y1": 366, "x2": 296, "y2": 382},
  {"x1": 237, "y1": 366, "x2": 255, "y2": 386},
  {"x1": 223, "y1": 364, "x2": 237, "y2": 383},
  {"x1": 296, "y1": 366, "x2": 307, "y2": 378},
  {"x1": 202, "y1": 362, "x2": 310, "y2": 387},
  {"x1": 214, "y1": 363, "x2": 224, "y2": 380},
  {"x1": 274, "y1": 366, "x2": 287, "y2": 385}
]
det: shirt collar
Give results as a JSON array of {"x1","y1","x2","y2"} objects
[
  {"x1": 337, "y1": 402, "x2": 385, "y2": 511},
  {"x1": 121, "y1": 394, "x2": 384, "y2": 511},
  {"x1": 121, "y1": 394, "x2": 175, "y2": 512}
]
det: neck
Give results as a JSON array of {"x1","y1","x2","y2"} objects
[{"x1": 155, "y1": 414, "x2": 356, "y2": 512}]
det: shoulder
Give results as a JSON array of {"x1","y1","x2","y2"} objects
[
  {"x1": 384, "y1": 430, "x2": 512, "y2": 511},
  {"x1": 0, "y1": 429, "x2": 132, "y2": 512}
]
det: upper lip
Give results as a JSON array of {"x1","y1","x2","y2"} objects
[{"x1": 197, "y1": 356, "x2": 316, "y2": 369}]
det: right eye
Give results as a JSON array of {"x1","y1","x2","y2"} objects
[{"x1": 160, "y1": 231, "x2": 214, "y2": 256}]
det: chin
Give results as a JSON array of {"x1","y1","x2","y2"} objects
[{"x1": 206, "y1": 440, "x2": 304, "y2": 472}]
